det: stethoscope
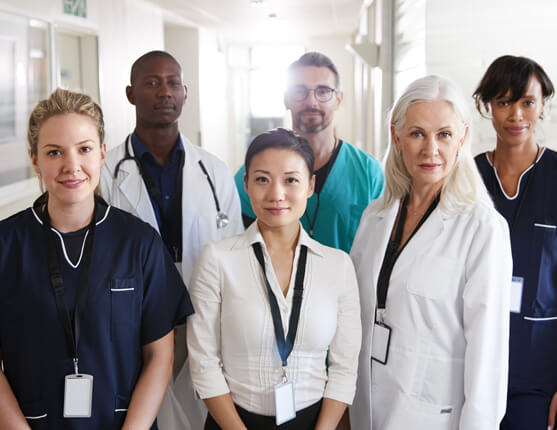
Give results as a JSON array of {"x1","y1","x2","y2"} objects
[{"x1": 114, "y1": 135, "x2": 229, "y2": 229}]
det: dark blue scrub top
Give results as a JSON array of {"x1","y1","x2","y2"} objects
[
  {"x1": 131, "y1": 132, "x2": 183, "y2": 258},
  {"x1": 476, "y1": 149, "x2": 557, "y2": 395},
  {"x1": 0, "y1": 195, "x2": 193, "y2": 429}
]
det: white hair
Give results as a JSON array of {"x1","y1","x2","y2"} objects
[{"x1": 383, "y1": 75, "x2": 492, "y2": 213}]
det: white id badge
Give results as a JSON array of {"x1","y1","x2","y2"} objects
[
  {"x1": 371, "y1": 321, "x2": 392, "y2": 365},
  {"x1": 63, "y1": 374, "x2": 93, "y2": 418},
  {"x1": 274, "y1": 380, "x2": 296, "y2": 425},
  {"x1": 510, "y1": 276, "x2": 524, "y2": 314}
]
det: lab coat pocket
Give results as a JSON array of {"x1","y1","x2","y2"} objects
[
  {"x1": 386, "y1": 394, "x2": 454, "y2": 429},
  {"x1": 21, "y1": 400, "x2": 48, "y2": 429},
  {"x1": 110, "y1": 278, "x2": 139, "y2": 339},
  {"x1": 407, "y1": 256, "x2": 457, "y2": 300}
]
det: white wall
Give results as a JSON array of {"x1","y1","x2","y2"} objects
[
  {"x1": 165, "y1": 25, "x2": 201, "y2": 147},
  {"x1": 0, "y1": 0, "x2": 165, "y2": 219},
  {"x1": 198, "y1": 28, "x2": 231, "y2": 164}
]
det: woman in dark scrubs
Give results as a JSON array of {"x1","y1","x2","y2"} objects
[
  {"x1": 0, "y1": 88, "x2": 192, "y2": 429},
  {"x1": 473, "y1": 55, "x2": 557, "y2": 430}
]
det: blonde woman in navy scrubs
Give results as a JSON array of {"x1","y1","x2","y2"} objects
[
  {"x1": 187, "y1": 128, "x2": 361, "y2": 429},
  {"x1": 0, "y1": 89, "x2": 192, "y2": 429}
]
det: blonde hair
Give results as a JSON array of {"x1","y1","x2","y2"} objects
[
  {"x1": 28, "y1": 88, "x2": 104, "y2": 155},
  {"x1": 384, "y1": 75, "x2": 492, "y2": 213}
]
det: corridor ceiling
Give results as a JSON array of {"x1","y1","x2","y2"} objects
[{"x1": 149, "y1": 0, "x2": 363, "y2": 42}]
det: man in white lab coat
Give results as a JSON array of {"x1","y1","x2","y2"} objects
[{"x1": 100, "y1": 50, "x2": 243, "y2": 430}]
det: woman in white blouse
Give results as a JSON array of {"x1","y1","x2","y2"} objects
[
  {"x1": 350, "y1": 75, "x2": 512, "y2": 430},
  {"x1": 187, "y1": 128, "x2": 361, "y2": 430}
]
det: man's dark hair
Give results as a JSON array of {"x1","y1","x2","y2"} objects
[
  {"x1": 130, "y1": 50, "x2": 181, "y2": 84},
  {"x1": 245, "y1": 128, "x2": 314, "y2": 178},
  {"x1": 473, "y1": 55, "x2": 554, "y2": 117},
  {"x1": 287, "y1": 52, "x2": 340, "y2": 89}
]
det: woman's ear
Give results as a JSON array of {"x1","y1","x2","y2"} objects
[{"x1": 307, "y1": 173, "x2": 315, "y2": 199}]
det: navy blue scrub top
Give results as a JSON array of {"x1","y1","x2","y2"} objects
[
  {"x1": 476, "y1": 148, "x2": 557, "y2": 395},
  {"x1": 0, "y1": 195, "x2": 193, "y2": 429}
]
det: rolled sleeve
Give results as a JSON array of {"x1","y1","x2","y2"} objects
[
  {"x1": 323, "y1": 252, "x2": 362, "y2": 404},
  {"x1": 187, "y1": 242, "x2": 230, "y2": 399}
]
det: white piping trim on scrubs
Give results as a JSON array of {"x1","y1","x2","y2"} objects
[
  {"x1": 114, "y1": 409, "x2": 128, "y2": 412},
  {"x1": 24, "y1": 414, "x2": 47, "y2": 419},
  {"x1": 51, "y1": 228, "x2": 88, "y2": 269},
  {"x1": 110, "y1": 288, "x2": 134, "y2": 292},
  {"x1": 534, "y1": 223, "x2": 556, "y2": 229},
  {"x1": 31, "y1": 204, "x2": 112, "y2": 268},
  {"x1": 485, "y1": 147, "x2": 546, "y2": 200},
  {"x1": 523, "y1": 316, "x2": 557, "y2": 321}
]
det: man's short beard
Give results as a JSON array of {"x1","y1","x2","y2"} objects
[{"x1": 294, "y1": 117, "x2": 331, "y2": 134}]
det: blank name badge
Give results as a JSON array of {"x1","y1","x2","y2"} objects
[
  {"x1": 64, "y1": 374, "x2": 93, "y2": 418},
  {"x1": 371, "y1": 321, "x2": 392, "y2": 365},
  {"x1": 510, "y1": 276, "x2": 523, "y2": 314},
  {"x1": 274, "y1": 379, "x2": 296, "y2": 425}
]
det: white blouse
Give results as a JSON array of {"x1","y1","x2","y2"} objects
[{"x1": 187, "y1": 222, "x2": 361, "y2": 415}]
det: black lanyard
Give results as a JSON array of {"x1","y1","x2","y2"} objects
[
  {"x1": 492, "y1": 146, "x2": 540, "y2": 232},
  {"x1": 252, "y1": 242, "x2": 308, "y2": 367},
  {"x1": 42, "y1": 199, "x2": 96, "y2": 373},
  {"x1": 376, "y1": 194, "x2": 440, "y2": 310},
  {"x1": 304, "y1": 139, "x2": 341, "y2": 237}
]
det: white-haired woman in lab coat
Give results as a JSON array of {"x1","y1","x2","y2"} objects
[{"x1": 350, "y1": 75, "x2": 512, "y2": 430}]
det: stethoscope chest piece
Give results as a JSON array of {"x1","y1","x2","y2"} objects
[{"x1": 216, "y1": 211, "x2": 229, "y2": 229}]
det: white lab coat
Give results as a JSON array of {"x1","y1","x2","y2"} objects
[
  {"x1": 100, "y1": 134, "x2": 243, "y2": 430},
  {"x1": 349, "y1": 197, "x2": 512, "y2": 430}
]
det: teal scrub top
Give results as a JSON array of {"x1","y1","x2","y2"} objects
[{"x1": 234, "y1": 141, "x2": 384, "y2": 253}]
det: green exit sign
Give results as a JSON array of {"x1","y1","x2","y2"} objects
[{"x1": 63, "y1": 0, "x2": 87, "y2": 18}]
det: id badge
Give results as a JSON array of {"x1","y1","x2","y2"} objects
[
  {"x1": 63, "y1": 374, "x2": 93, "y2": 418},
  {"x1": 371, "y1": 321, "x2": 392, "y2": 365},
  {"x1": 510, "y1": 276, "x2": 523, "y2": 314},
  {"x1": 274, "y1": 379, "x2": 296, "y2": 425}
]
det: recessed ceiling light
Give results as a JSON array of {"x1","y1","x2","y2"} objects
[{"x1": 251, "y1": 0, "x2": 264, "y2": 5}]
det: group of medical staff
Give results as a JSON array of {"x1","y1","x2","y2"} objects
[{"x1": 0, "y1": 49, "x2": 555, "y2": 430}]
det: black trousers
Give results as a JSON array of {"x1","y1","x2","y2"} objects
[{"x1": 204, "y1": 399, "x2": 322, "y2": 430}]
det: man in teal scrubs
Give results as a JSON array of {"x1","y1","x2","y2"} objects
[{"x1": 234, "y1": 52, "x2": 384, "y2": 253}]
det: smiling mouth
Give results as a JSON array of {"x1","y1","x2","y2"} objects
[
  {"x1": 59, "y1": 179, "x2": 86, "y2": 188},
  {"x1": 266, "y1": 207, "x2": 289, "y2": 214},
  {"x1": 506, "y1": 126, "x2": 528, "y2": 135}
]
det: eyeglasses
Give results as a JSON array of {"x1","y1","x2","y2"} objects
[{"x1": 287, "y1": 85, "x2": 337, "y2": 102}]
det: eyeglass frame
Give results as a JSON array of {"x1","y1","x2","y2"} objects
[{"x1": 286, "y1": 85, "x2": 339, "y2": 103}]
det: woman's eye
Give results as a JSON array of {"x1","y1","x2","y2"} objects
[
  {"x1": 286, "y1": 177, "x2": 299, "y2": 184},
  {"x1": 255, "y1": 176, "x2": 268, "y2": 183},
  {"x1": 497, "y1": 101, "x2": 509, "y2": 107},
  {"x1": 439, "y1": 131, "x2": 452, "y2": 138},
  {"x1": 80, "y1": 146, "x2": 92, "y2": 153},
  {"x1": 524, "y1": 100, "x2": 535, "y2": 107},
  {"x1": 410, "y1": 131, "x2": 422, "y2": 137},
  {"x1": 47, "y1": 150, "x2": 61, "y2": 157}
]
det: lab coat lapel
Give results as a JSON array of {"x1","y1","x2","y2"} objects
[
  {"x1": 391, "y1": 206, "x2": 445, "y2": 278},
  {"x1": 116, "y1": 138, "x2": 159, "y2": 232},
  {"x1": 180, "y1": 136, "x2": 204, "y2": 280}
]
